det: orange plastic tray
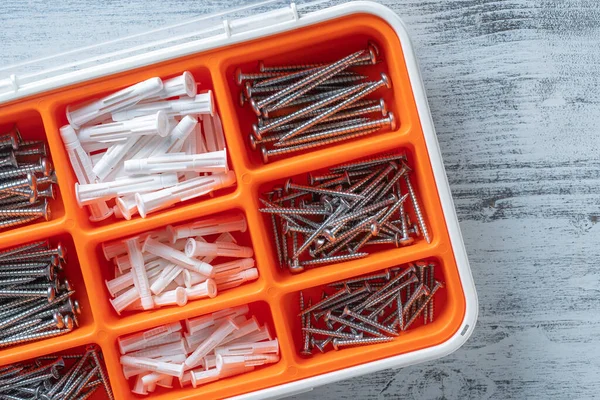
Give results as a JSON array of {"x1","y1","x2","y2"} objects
[{"x1": 0, "y1": 13, "x2": 467, "y2": 400}]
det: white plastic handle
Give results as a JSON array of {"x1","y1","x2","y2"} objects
[
  {"x1": 118, "y1": 322, "x2": 182, "y2": 354},
  {"x1": 78, "y1": 110, "x2": 169, "y2": 143},
  {"x1": 215, "y1": 339, "x2": 279, "y2": 356},
  {"x1": 213, "y1": 258, "x2": 255, "y2": 279},
  {"x1": 153, "y1": 286, "x2": 188, "y2": 307},
  {"x1": 126, "y1": 238, "x2": 154, "y2": 310},
  {"x1": 184, "y1": 318, "x2": 239, "y2": 369},
  {"x1": 123, "y1": 149, "x2": 228, "y2": 175},
  {"x1": 168, "y1": 212, "x2": 246, "y2": 243},
  {"x1": 120, "y1": 355, "x2": 184, "y2": 378},
  {"x1": 142, "y1": 237, "x2": 214, "y2": 277},
  {"x1": 144, "y1": 71, "x2": 197, "y2": 102},
  {"x1": 185, "y1": 240, "x2": 253, "y2": 259},
  {"x1": 67, "y1": 77, "x2": 163, "y2": 128},
  {"x1": 59, "y1": 124, "x2": 114, "y2": 221},
  {"x1": 149, "y1": 116, "x2": 197, "y2": 156},
  {"x1": 76, "y1": 173, "x2": 178, "y2": 206},
  {"x1": 185, "y1": 279, "x2": 218, "y2": 300},
  {"x1": 112, "y1": 91, "x2": 214, "y2": 121},
  {"x1": 129, "y1": 339, "x2": 187, "y2": 358},
  {"x1": 136, "y1": 171, "x2": 236, "y2": 218},
  {"x1": 216, "y1": 268, "x2": 259, "y2": 291},
  {"x1": 185, "y1": 305, "x2": 249, "y2": 335}
]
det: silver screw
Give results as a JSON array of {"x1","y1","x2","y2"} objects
[
  {"x1": 332, "y1": 336, "x2": 394, "y2": 350},
  {"x1": 276, "y1": 72, "x2": 391, "y2": 143},
  {"x1": 0, "y1": 173, "x2": 36, "y2": 194},
  {"x1": 0, "y1": 130, "x2": 19, "y2": 150},
  {"x1": 235, "y1": 69, "x2": 285, "y2": 85},
  {"x1": 0, "y1": 151, "x2": 18, "y2": 168},
  {"x1": 253, "y1": 83, "x2": 368, "y2": 139},
  {"x1": 0, "y1": 242, "x2": 66, "y2": 264},
  {"x1": 0, "y1": 157, "x2": 52, "y2": 180},
  {"x1": 251, "y1": 50, "x2": 365, "y2": 115},
  {"x1": 89, "y1": 345, "x2": 115, "y2": 400},
  {"x1": 403, "y1": 173, "x2": 430, "y2": 243},
  {"x1": 0, "y1": 200, "x2": 50, "y2": 219}
]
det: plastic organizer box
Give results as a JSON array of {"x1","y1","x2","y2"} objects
[{"x1": 0, "y1": 1, "x2": 478, "y2": 399}]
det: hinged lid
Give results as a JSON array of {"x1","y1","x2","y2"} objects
[{"x1": 0, "y1": 0, "x2": 344, "y2": 105}]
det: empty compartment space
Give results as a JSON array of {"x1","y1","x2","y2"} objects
[
  {"x1": 92, "y1": 209, "x2": 265, "y2": 327},
  {"x1": 111, "y1": 300, "x2": 286, "y2": 399},
  {"x1": 0, "y1": 232, "x2": 95, "y2": 361},
  {"x1": 255, "y1": 146, "x2": 435, "y2": 282},
  {"x1": 0, "y1": 108, "x2": 64, "y2": 231},
  {"x1": 45, "y1": 65, "x2": 238, "y2": 228},
  {"x1": 220, "y1": 14, "x2": 411, "y2": 168},
  {"x1": 279, "y1": 256, "x2": 459, "y2": 372},
  {"x1": 0, "y1": 343, "x2": 114, "y2": 399}
]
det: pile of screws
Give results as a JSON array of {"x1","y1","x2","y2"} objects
[
  {"x1": 0, "y1": 125, "x2": 57, "y2": 230},
  {"x1": 103, "y1": 214, "x2": 257, "y2": 314},
  {"x1": 237, "y1": 43, "x2": 395, "y2": 163},
  {"x1": 299, "y1": 261, "x2": 443, "y2": 354},
  {"x1": 259, "y1": 154, "x2": 429, "y2": 273},
  {"x1": 118, "y1": 306, "x2": 278, "y2": 395},
  {"x1": 0, "y1": 240, "x2": 81, "y2": 348},
  {"x1": 0, "y1": 345, "x2": 114, "y2": 399}
]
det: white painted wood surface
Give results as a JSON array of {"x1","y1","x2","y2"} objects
[{"x1": 2, "y1": 0, "x2": 599, "y2": 398}]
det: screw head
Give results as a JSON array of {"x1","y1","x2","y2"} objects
[
  {"x1": 56, "y1": 242, "x2": 67, "y2": 264},
  {"x1": 380, "y1": 72, "x2": 391, "y2": 90},
  {"x1": 42, "y1": 201, "x2": 51, "y2": 221},
  {"x1": 249, "y1": 98, "x2": 262, "y2": 117},
  {"x1": 63, "y1": 314, "x2": 74, "y2": 330},
  {"x1": 249, "y1": 133, "x2": 258, "y2": 151},
  {"x1": 27, "y1": 173, "x2": 37, "y2": 192},
  {"x1": 53, "y1": 312, "x2": 64, "y2": 329},
  {"x1": 260, "y1": 145, "x2": 269, "y2": 163},
  {"x1": 235, "y1": 67, "x2": 244, "y2": 86},
  {"x1": 387, "y1": 112, "x2": 397, "y2": 131},
  {"x1": 283, "y1": 179, "x2": 293, "y2": 194},
  {"x1": 379, "y1": 98, "x2": 388, "y2": 116},
  {"x1": 47, "y1": 285, "x2": 56, "y2": 302},
  {"x1": 244, "y1": 81, "x2": 253, "y2": 98},
  {"x1": 40, "y1": 157, "x2": 52, "y2": 177}
]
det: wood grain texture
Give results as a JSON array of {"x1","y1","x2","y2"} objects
[{"x1": 2, "y1": 0, "x2": 599, "y2": 398}]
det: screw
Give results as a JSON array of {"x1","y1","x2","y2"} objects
[
  {"x1": 0, "y1": 173, "x2": 36, "y2": 194},
  {"x1": 235, "y1": 69, "x2": 286, "y2": 85},
  {"x1": 0, "y1": 286, "x2": 55, "y2": 301},
  {"x1": 253, "y1": 83, "x2": 367, "y2": 138},
  {"x1": 89, "y1": 345, "x2": 115, "y2": 400},
  {"x1": 277, "y1": 72, "x2": 391, "y2": 143},
  {"x1": 0, "y1": 200, "x2": 50, "y2": 219},
  {"x1": 0, "y1": 242, "x2": 65, "y2": 264},
  {"x1": 403, "y1": 174, "x2": 430, "y2": 243},
  {"x1": 300, "y1": 299, "x2": 313, "y2": 356},
  {"x1": 0, "y1": 130, "x2": 19, "y2": 150},
  {"x1": 300, "y1": 252, "x2": 368, "y2": 267},
  {"x1": 251, "y1": 50, "x2": 365, "y2": 115},
  {"x1": 0, "y1": 151, "x2": 18, "y2": 168},
  {"x1": 404, "y1": 281, "x2": 443, "y2": 329},
  {"x1": 302, "y1": 327, "x2": 361, "y2": 339},
  {"x1": 332, "y1": 336, "x2": 394, "y2": 350},
  {"x1": 274, "y1": 112, "x2": 395, "y2": 148},
  {"x1": 325, "y1": 312, "x2": 384, "y2": 338},
  {"x1": 0, "y1": 157, "x2": 52, "y2": 180},
  {"x1": 342, "y1": 306, "x2": 398, "y2": 336}
]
